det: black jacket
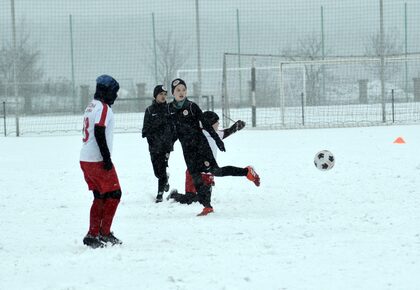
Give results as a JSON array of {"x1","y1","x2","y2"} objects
[
  {"x1": 169, "y1": 98, "x2": 223, "y2": 173},
  {"x1": 142, "y1": 100, "x2": 176, "y2": 153}
]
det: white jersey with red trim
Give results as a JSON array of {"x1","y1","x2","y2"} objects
[
  {"x1": 203, "y1": 129, "x2": 224, "y2": 160},
  {"x1": 80, "y1": 99, "x2": 115, "y2": 162}
]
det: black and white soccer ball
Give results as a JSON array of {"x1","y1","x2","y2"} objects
[{"x1": 314, "y1": 150, "x2": 335, "y2": 171}]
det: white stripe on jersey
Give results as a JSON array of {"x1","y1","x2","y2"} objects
[
  {"x1": 80, "y1": 99, "x2": 115, "y2": 162},
  {"x1": 203, "y1": 130, "x2": 224, "y2": 160}
]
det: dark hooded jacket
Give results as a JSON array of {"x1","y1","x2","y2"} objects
[{"x1": 142, "y1": 100, "x2": 176, "y2": 153}]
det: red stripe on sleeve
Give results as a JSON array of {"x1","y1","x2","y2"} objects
[{"x1": 97, "y1": 102, "x2": 108, "y2": 127}]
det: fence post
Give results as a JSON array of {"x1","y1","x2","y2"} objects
[
  {"x1": 236, "y1": 9, "x2": 242, "y2": 105},
  {"x1": 69, "y1": 14, "x2": 77, "y2": 113},
  {"x1": 222, "y1": 53, "x2": 229, "y2": 128},
  {"x1": 15, "y1": 115, "x2": 19, "y2": 137},
  {"x1": 3, "y1": 101, "x2": 6, "y2": 136},
  {"x1": 251, "y1": 58, "x2": 256, "y2": 127}
]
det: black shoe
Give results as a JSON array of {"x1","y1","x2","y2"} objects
[
  {"x1": 166, "y1": 189, "x2": 178, "y2": 200},
  {"x1": 83, "y1": 234, "x2": 105, "y2": 249},
  {"x1": 156, "y1": 192, "x2": 163, "y2": 203},
  {"x1": 99, "y1": 232, "x2": 122, "y2": 246}
]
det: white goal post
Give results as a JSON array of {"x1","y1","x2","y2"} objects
[{"x1": 278, "y1": 53, "x2": 420, "y2": 126}]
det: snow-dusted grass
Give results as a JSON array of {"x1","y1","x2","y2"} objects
[{"x1": 1, "y1": 125, "x2": 420, "y2": 289}]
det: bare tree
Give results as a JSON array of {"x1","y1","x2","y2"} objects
[
  {"x1": 0, "y1": 19, "x2": 43, "y2": 115},
  {"x1": 364, "y1": 28, "x2": 402, "y2": 80},
  {"x1": 147, "y1": 31, "x2": 191, "y2": 87},
  {"x1": 283, "y1": 35, "x2": 326, "y2": 106},
  {"x1": 0, "y1": 19, "x2": 43, "y2": 98}
]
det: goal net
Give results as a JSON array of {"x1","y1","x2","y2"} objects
[{"x1": 221, "y1": 53, "x2": 420, "y2": 129}]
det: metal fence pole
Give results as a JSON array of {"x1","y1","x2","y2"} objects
[
  {"x1": 251, "y1": 58, "x2": 256, "y2": 127},
  {"x1": 222, "y1": 53, "x2": 229, "y2": 128},
  {"x1": 15, "y1": 115, "x2": 19, "y2": 137},
  {"x1": 379, "y1": 0, "x2": 386, "y2": 122},
  {"x1": 236, "y1": 9, "x2": 242, "y2": 105},
  {"x1": 69, "y1": 14, "x2": 76, "y2": 113},
  {"x1": 152, "y1": 13, "x2": 158, "y2": 84},
  {"x1": 279, "y1": 62, "x2": 285, "y2": 126},
  {"x1": 194, "y1": 0, "x2": 202, "y2": 106},
  {"x1": 404, "y1": 3, "x2": 408, "y2": 102},
  {"x1": 3, "y1": 101, "x2": 6, "y2": 136},
  {"x1": 321, "y1": 6, "x2": 326, "y2": 104}
]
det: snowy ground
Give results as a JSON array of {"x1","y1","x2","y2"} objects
[{"x1": 1, "y1": 125, "x2": 420, "y2": 290}]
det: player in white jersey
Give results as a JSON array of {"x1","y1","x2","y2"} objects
[
  {"x1": 167, "y1": 111, "x2": 260, "y2": 214},
  {"x1": 80, "y1": 75, "x2": 122, "y2": 248}
]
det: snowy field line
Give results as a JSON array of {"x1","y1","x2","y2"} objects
[{"x1": 1, "y1": 126, "x2": 420, "y2": 289}]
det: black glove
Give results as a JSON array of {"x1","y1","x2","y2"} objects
[
  {"x1": 235, "y1": 120, "x2": 246, "y2": 131},
  {"x1": 216, "y1": 138, "x2": 226, "y2": 152},
  {"x1": 103, "y1": 158, "x2": 113, "y2": 171}
]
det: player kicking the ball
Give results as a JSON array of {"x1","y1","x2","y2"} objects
[{"x1": 167, "y1": 110, "x2": 260, "y2": 215}]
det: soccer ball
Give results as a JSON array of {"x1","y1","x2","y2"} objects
[{"x1": 314, "y1": 150, "x2": 335, "y2": 171}]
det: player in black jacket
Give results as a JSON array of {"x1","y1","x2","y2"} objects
[
  {"x1": 142, "y1": 85, "x2": 176, "y2": 202},
  {"x1": 169, "y1": 78, "x2": 230, "y2": 216},
  {"x1": 167, "y1": 111, "x2": 260, "y2": 206}
]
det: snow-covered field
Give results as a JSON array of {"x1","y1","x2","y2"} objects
[{"x1": 1, "y1": 125, "x2": 420, "y2": 290}]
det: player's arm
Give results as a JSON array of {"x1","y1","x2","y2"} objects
[
  {"x1": 193, "y1": 103, "x2": 225, "y2": 152},
  {"x1": 222, "y1": 120, "x2": 245, "y2": 139},
  {"x1": 94, "y1": 125, "x2": 113, "y2": 170},
  {"x1": 141, "y1": 108, "x2": 152, "y2": 138}
]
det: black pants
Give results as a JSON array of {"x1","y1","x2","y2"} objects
[
  {"x1": 150, "y1": 152, "x2": 169, "y2": 192},
  {"x1": 211, "y1": 166, "x2": 247, "y2": 177},
  {"x1": 172, "y1": 191, "x2": 200, "y2": 205}
]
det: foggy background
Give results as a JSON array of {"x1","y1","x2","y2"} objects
[{"x1": 1, "y1": 0, "x2": 420, "y2": 134}]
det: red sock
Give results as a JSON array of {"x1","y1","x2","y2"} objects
[
  {"x1": 88, "y1": 198, "x2": 104, "y2": 236},
  {"x1": 100, "y1": 198, "x2": 120, "y2": 236}
]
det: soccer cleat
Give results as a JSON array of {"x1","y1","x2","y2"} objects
[
  {"x1": 246, "y1": 166, "x2": 260, "y2": 187},
  {"x1": 99, "y1": 232, "x2": 122, "y2": 246},
  {"x1": 155, "y1": 192, "x2": 163, "y2": 203},
  {"x1": 83, "y1": 234, "x2": 105, "y2": 249},
  {"x1": 197, "y1": 207, "x2": 214, "y2": 216},
  {"x1": 166, "y1": 189, "x2": 178, "y2": 200}
]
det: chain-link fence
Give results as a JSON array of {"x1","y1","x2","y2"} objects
[{"x1": 1, "y1": 0, "x2": 420, "y2": 135}]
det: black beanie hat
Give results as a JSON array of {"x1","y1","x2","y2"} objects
[
  {"x1": 202, "y1": 111, "x2": 219, "y2": 126},
  {"x1": 171, "y1": 78, "x2": 187, "y2": 94},
  {"x1": 153, "y1": 85, "x2": 167, "y2": 98}
]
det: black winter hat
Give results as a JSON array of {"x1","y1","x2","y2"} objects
[
  {"x1": 171, "y1": 78, "x2": 187, "y2": 94},
  {"x1": 153, "y1": 85, "x2": 167, "y2": 98},
  {"x1": 202, "y1": 111, "x2": 219, "y2": 126}
]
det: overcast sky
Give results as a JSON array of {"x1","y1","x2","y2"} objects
[{"x1": 1, "y1": 0, "x2": 420, "y2": 91}]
